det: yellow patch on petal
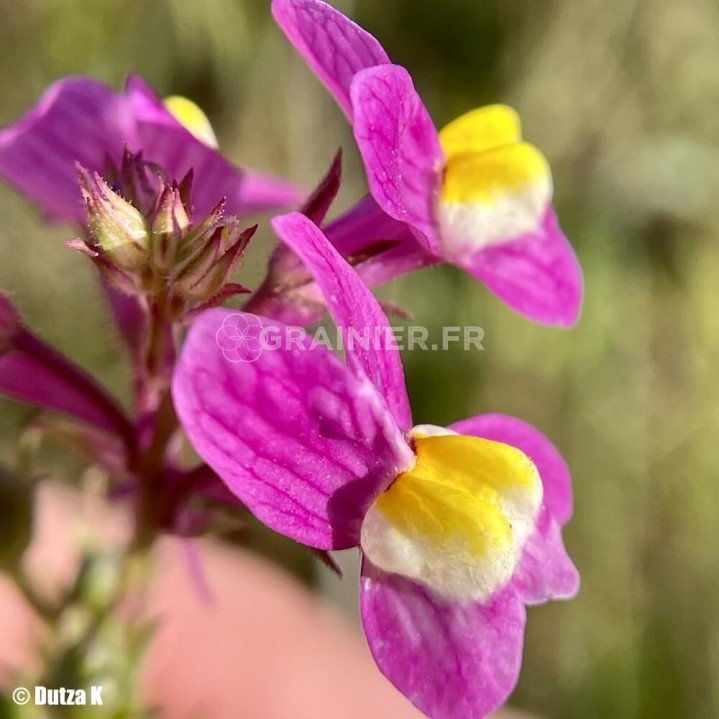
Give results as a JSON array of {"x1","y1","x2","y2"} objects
[
  {"x1": 164, "y1": 95, "x2": 219, "y2": 148},
  {"x1": 438, "y1": 142, "x2": 552, "y2": 253},
  {"x1": 360, "y1": 433, "x2": 542, "y2": 602},
  {"x1": 439, "y1": 104, "x2": 521, "y2": 161},
  {"x1": 442, "y1": 143, "x2": 549, "y2": 204},
  {"x1": 435, "y1": 104, "x2": 553, "y2": 253}
]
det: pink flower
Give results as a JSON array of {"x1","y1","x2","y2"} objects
[
  {"x1": 0, "y1": 75, "x2": 302, "y2": 223},
  {"x1": 172, "y1": 212, "x2": 579, "y2": 719},
  {"x1": 272, "y1": 0, "x2": 583, "y2": 327}
]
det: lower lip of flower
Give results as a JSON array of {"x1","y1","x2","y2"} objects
[{"x1": 359, "y1": 431, "x2": 542, "y2": 602}]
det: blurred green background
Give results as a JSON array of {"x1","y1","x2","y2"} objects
[{"x1": 1, "y1": 0, "x2": 719, "y2": 717}]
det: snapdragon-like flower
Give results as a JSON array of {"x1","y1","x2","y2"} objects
[
  {"x1": 173, "y1": 212, "x2": 579, "y2": 719},
  {"x1": 271, "y1": 0, "x2": 583, "y2": 327},
  {"x1": 0, "y1": 74, "x2": 301, "y2": 222}
]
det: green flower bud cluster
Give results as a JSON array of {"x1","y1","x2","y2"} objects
[{"x1": 73, "y1": 151, "x2": 255, "y2": 319}]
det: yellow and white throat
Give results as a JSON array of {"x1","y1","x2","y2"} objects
[
  {"x1": 436, "y1": 105, "x2": 552, "y2": 256},
  {"x1": 361, "y1": 425, "x2": 542, "y2": 602}
]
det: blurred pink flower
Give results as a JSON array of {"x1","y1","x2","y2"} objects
[{"x1": 0, "y1": 75, "x2": 302, "y2": 222}]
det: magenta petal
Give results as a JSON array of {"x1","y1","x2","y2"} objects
[
  {"x1": 172, "y1": 309, "x2": 413, "y2": 550},
  {"x1": 125, "y1": 76, "x2": 303, "y2": 217},
  {"x1": 272, "y1": 212, "x2": 413, "y2": 431},
  {"x1": 242, "y1": 228, "x2": 434, "y2": 330},
  {"x1": 361, "y1": 558, "x2": 526, "y2": 719},
  {"x1": 324, "y1": 195, "x2": 416, "y2": 256},
  {"x1": 449, "y1": 412, "x2": 573, "y2": 524},
  {"x1": 325, "y1": 197, "x2": 439, "y2": 296},
  {"x1": 350, "y1": 65, "x2": 444, "y2": 253},
  {"x1": 452, "y1": 206, "x2": 583, "y2": 328},
  {"x1": 354, "y1": 235, "x2": 438, "y2": 290},
  {"x1": 1, "y1": 75, "x2": 301, "y2": 223},
  {"x1": 0, "y1": 317, "x2": 133, "y2": 442},
  {"x1": 0, "y1": 77, "x2": 134, "y2": 221},
  {"x1": 510, "y1": 508, "x2": 579, "y2": 604},
  {"x1": 272, "y1": 0, "x2": 390, "y2": 118}
]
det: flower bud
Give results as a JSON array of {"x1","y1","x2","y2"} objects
[
  {"x1": 180, "y1": 197, "x2": 225, "y2": 251},
  {"x1": 78, "y1": 166, "x2": 150, "y2": 271},
  {"x1": 176, "y1": 224, "x2": 255, "y2": 301},
  {"x1": 176, "y1": 227, "x2": 222, "y2": 287},
  {"x1": 151, "y1": 184, "x2": 191, "y2": 269}
]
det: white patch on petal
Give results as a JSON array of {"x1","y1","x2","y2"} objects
[
  {"x1": 438, "y1": 177, "x2": 551, "y2": 258},
  {"x1": 361, "y1": 502, "x2": 518, "y2": 603},
  {"x1": 409, "y1": 424, "x2": 457, "y2": 439}
]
